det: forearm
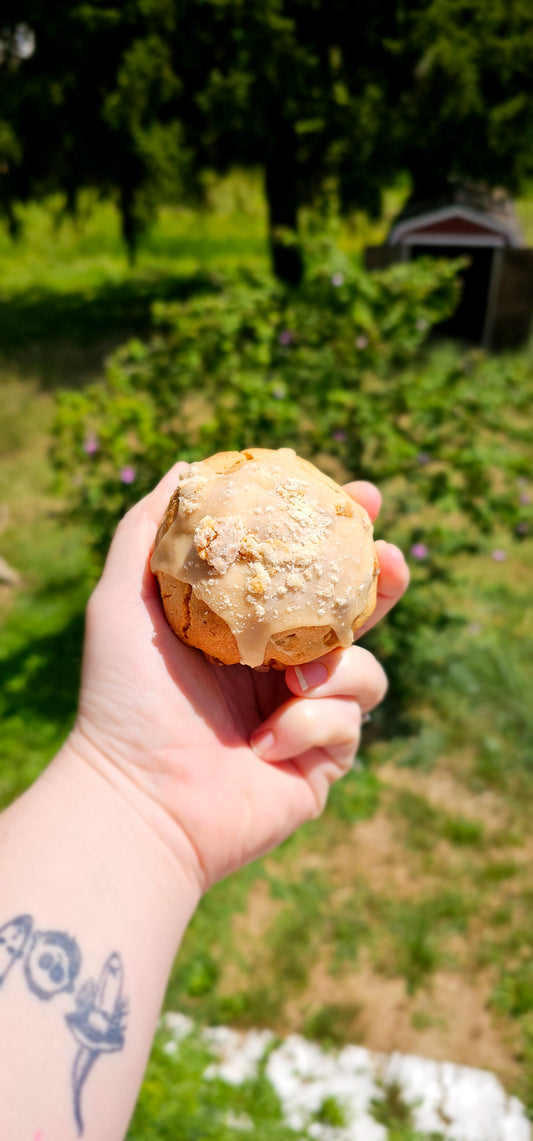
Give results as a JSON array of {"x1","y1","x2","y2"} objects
[{"x1": 0, "y1": 739, "x2": 200, "y2": 1141}]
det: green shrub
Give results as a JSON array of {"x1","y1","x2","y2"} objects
[{"x1": 51, "y1": 241, "x2": 532, "y2": 715}]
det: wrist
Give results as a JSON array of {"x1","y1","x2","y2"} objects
[{"x1": 47, "y1": 729, "x2": 202, "y2": 932}]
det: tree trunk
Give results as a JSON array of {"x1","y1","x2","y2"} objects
[
  {"x1": 119, "y1": 173, "x2": 138, "y2": 267},
  {"x1": 264, "y1": 119, "x2": 303, "y2": 286}
]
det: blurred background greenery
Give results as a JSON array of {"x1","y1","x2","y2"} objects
[{"x1": 1, "y1": 2, "x2": 533, "y2": 1136}]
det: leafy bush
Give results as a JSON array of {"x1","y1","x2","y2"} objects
[{"x1": 51, "y1": 242, "x2": 532, "y2": 715}]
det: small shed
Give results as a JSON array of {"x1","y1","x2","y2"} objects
[{"x1": 365, "y1": 187, "x2": 533, "y2": 349}]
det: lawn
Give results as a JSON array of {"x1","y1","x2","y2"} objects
[{"x1": 1, "y1": 184, "x2": 532, "y2": 1135}]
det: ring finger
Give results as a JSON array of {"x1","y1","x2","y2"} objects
[{"x1": 250, "y1": 695, "x2": 362, "y2": 767}]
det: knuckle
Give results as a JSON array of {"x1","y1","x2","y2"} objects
[{"x1": 299, "y1": 701, "x2": 319, "y2": 730}]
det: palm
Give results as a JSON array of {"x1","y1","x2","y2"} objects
[{"x1": 78, "y1": 570, "x2": 315, "y2": 886}]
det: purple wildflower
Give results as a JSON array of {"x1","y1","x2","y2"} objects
[
  {"x1": 355, "y1": 335, "x2": 368, "y2": 350},
  {"x1": 491, "y1": 549, "x2": 506, "y2": 562},
  {"x1": 331, "y1": 272, "x2": 344, "y2": 287},
  {"x1": 83, "y1": 433, "x2": 99, "y2": 456},
  {"x1": 278, "y1": 330, "x2": 293, "y2": 346},
  {"x1": 417, "y1": 452, "x2": 431, "y2": 466},
  {"x1": 519, "y1": 492, "x2": 531, "y2": 506},
  {"x1": 516, "y1": 522, "x2": 529, "y2": 535},
  {"x1": 410, "y1": 543, "x2": 428, "y2": 560},
  {"x1": 332, "y1": 430, "x2": 347, "y2": 443},
  {"x1": 120, "y1": 465, "x2": 136, "y2": 485}
]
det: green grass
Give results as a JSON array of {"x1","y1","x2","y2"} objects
[
  {"x1": 303, "y1": 1002, "x2": 364, "y2": 1047},
  {"x1": 391, "y1": 789, "x2": 485, "y2": 851},
  {"x1": 1, "y1": 185, "x2": 533, "y2": 1129},
  {"x1": 127, "y1": 1023, "x2": 298, "y2": 1141}
]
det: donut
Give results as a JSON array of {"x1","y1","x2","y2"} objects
[{"x1": 150, "y1": 448, "x2": 379, "y2": 668}]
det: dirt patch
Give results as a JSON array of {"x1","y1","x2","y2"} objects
[
  {"x1": 381, "y1": 761, "x2": 509, "y2": 834},
  {"x1": 233, "y1": 878, "x2": 283, "y2": 944},
  {"x1": 219, "y1": 767, "x2": 528, "y2": 1098},
  {"x1": 284, "y1": 951, "x2": 522, "y2": 1091},
  {"x1": 327, "y1": 810, "x2": 444, "y2": 900}
]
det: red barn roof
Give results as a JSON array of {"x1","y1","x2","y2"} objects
[{"x1": 387, "y1": 189, "x2": 523, "y2": 249}]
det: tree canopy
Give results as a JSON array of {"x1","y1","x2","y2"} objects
[{"x1": 1, "y1": 0, "x2": 533, "y2": 279}]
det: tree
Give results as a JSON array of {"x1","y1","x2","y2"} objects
[
  {"x1": 2, "y1": 1, "x2": 533, "y2": 279},
  {"x1": 168, "y1": 0, "x2": 400, "y2": 282},
  {"x1": 0, "y1": 2, "x2": 186, "y2": 258},
  {"x1": 388, "y1": 0, "x2": 533, "y2": 205},
  {"x1": 0, "y1": 1, "x2": 400, "y2": 277}
]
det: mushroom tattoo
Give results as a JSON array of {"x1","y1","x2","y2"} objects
[
  {"x1": 0, "y1": 915, "x2": 33, "y2": 988},
  {"x1": 66, "y1": 952, "x2": 128, "y2": 1134}
]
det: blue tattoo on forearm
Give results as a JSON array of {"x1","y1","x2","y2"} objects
[
  {"x1": 0, "y1": 913, "x2": 128, "y2": 1135},
  {"x1": 66, "y1": 951, "x2": 127, "y2": 1134}
]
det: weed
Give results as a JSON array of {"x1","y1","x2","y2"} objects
[
  {"x1": 492, "y1": 963, "x2": 533, "y2": 1019},
  {"x1": 370, "y1": 1079, "x2": 414, "y2": 1127},
  {"x1": 439, "y1": 815, "x2": 485, "y2": 846},
  {"x1": 329, "y1": 909, "x2": 369, "y2": 968},
  {"x1": 391, "y1": 789, "x2": 439, "y2": 850},
  {"x1": 410, "y1": 1009, "x2": 447, "y2": 1032},
  {"x1": 327, "y1": 765, "x2": 381, "y2": 823},
  {"x1": 398, "y1": 725, "x2": 446, "y2": 771},
  {"x1": 391, "y1": 788, "x2": 485, "y2": 852},
  {"x1": 478, "y1": 860, "x2": 519, "y2": 884},
  {"x1": 303, "y1": 1002, "x2": 363, "y2": 1048},
  {"x1": 313, "y1": 1094, "x2": 347, "y2": 1127},
  {"x1": 387, "y1": 892, "x2": 469, "y2": 993}
]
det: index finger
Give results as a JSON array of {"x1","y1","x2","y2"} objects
[{"x1": 99, "y1": 461, "x2": 190, "y2": 593}]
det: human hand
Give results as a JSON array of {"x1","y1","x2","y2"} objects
[{"x1": 70, "y1": 464, "x2": 408, "y2": 895}]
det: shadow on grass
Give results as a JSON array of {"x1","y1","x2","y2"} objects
[
  {"x1": 0, "y1": 577, "x2": 87, "y2": 805},
  {"x1": 0, "y1": 270, "x2": 216, "y2": 386},
  {"x1": 0, "y1": 605, "x2": 84, "y2": 727}
]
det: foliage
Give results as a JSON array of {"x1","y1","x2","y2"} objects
[
  {"x1": 51, "y1": 246, "x2": 532, "y2": 716},
  {"x1": 3, "y1": 1, "x2": 533, "y2": 273},
  {"x1": 0, "y1": 1, "x2": 187, "y2": 253},
  {"x1": 128, "y1": 1020, "x2": 451, "y2": 1140},
  {"x1": 127, "y1": 1023, "x2": 298, "y2": 1140},
  {"x1": 393, "y1": 0, "x2": 533, "y2": 202},
  {"x1": 386, "y1": 892, "x2": 469, "y2": 994},
  {"x1": 370, "y1": 1079, "x2": 445, "y2": 1141}
]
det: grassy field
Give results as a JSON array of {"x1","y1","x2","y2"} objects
[{"x1": 1, "y1": 184, "x2": 533, "y2": 1134}]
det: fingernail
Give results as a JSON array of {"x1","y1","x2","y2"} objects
[
  {"x1": 387, "y1": 543, "x2": 408, "y2": 568},
  {"x1": 294, "y1": 662, "x2": 329, "y2": 691},
  {"x1": 250, "y1": 730, "x2": 275, "y2": 757}
]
